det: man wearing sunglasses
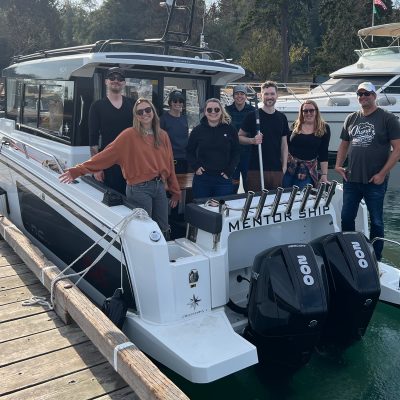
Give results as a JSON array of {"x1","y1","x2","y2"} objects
[
  {"x1": 160, "y1": 90, "x2": 189, "y2": 173},
  {"x1": 335, "y1": 81, "x2": 400, "y2": 261},
  {"x1": 88, "y1": 67, "x2": 134, "y2": 194},
  {"x1": 226, "y1": 85, "x2": 255, "y2": 193}
]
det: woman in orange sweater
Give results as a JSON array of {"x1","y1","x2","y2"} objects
[{"x1": 59, "y1": 98, "x2": 181, "y2": 235}]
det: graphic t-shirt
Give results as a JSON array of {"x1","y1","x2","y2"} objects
[{"x1": 340, "y1": 108, "x2": 400, "y2": 183}]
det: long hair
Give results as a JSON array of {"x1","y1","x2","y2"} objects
[
  {"x1": 204, "y1": 98, "x2": 231, "y2": 125},
  {"x1": 133, "y1": 98, "x2": 162, "y2": 147},
  {"x1": 291, "y1": 99, "x2": 327, "y2": 138}
]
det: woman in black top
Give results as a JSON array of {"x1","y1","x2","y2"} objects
[
  {"x1": 283, "y1": 100, "x2": 331, "y2": 189},
  {"x1": 187, "y1": 98, "x2": 240, "y2": 199}
]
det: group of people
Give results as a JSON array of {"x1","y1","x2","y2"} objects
[{"x1": 59, "y1": 66, "x2": 400, "y2": 259}]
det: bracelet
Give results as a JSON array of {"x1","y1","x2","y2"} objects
[{"x1": 321, "y1": 173, "x2": 327, "y2": 176}]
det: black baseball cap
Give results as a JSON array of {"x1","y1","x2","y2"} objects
[
  {"x1": 168, "y1": 90, "x2": 184, "y2": 103},
  {"x1": 106, "y1": 67, "x2": 125, "y2": 78}
]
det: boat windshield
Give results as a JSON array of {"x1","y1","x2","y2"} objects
[{"x1": 311, "y1": 76, "x2": 394, "y2": 94}]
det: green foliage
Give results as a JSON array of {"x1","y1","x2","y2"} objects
[{"x1": 240, "y1": 29, "x2": 282, "y2": 81}]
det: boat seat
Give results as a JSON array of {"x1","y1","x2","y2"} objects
[
  {"x1": 185, "y1": 203, "x2": 222, "y2": 234},
  {"x1": 327, "y1": 97, "x2": 350, "y2": 106},
  {"x1": 377, "y1": 96, "x2": 396, "y2": 106}
]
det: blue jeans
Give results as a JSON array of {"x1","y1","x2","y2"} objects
[
  {"x1": 126, "y1": 179, "x2": 169, "y2": 233},
  {"x1": 282, "y1": 170, "x2": 313, "y2": 189},
  {"x1": 192, "y1": 173, "x2": 234, "y2": 199},
  {"x1": 341, "y1": 180, "x2": 388, "y2": 260}
]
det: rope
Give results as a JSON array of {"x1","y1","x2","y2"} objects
[{"x1": 23, "y1": 208, "x2": 150, "y2": 310}]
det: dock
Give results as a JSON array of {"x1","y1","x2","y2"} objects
[{"x1": 0, "y1": 217, "x2": 189, "y2": 400}]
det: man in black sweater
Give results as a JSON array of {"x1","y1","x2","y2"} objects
[{"x1": 88, "y1": 67, "x2": 134, "y2": 194}]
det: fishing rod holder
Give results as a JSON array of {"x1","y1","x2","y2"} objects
[
  {"x1": 270, "y1": 187, "x2": 284, "y2": 218},
  {"x1": 313, "y1": 182, "x2": 326, "y2": 210},
  {"x1": 254, "y1": 189, "x2": 268, "y2": 220},
  {"x1": 324, "y1": 180, "x2": 338, "y2": 207},
  {"x1": 241, "y1": 191, "x2": 254, "y2": 221},
  {"x1": 299, "y1": 184, "x2": 313, "y2": 213},
  {"x1": 285, "y1": 186, "x2": 299, "y2": 217}
]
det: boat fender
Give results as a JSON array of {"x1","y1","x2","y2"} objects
[{"x1": 102, "y1": 288, "x2": 128, "y2": 329}]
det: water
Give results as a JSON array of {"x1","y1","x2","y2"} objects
[{"x1": 162, "y1": 187, "x2": 400, "y2": 400}]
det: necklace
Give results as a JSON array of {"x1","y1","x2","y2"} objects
[{"x1": 144, "y1": 128, "x2": 153, "y2": 135}]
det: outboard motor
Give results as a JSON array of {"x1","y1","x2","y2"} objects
[
  {"x1": 245, "y1": 244, "x2": 328, "y2": 369},
  {"x1": 310, "y1": 232, "x2": 380, "y2": 345}
]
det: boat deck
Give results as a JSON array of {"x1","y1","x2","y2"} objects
[{"x1": 0, "y1": 238, "x2": 138, "y2": 399}]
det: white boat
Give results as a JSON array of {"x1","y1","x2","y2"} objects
[
  {"x1": 275, "y1": 23, "x2": 400, "y2": 157},
  {"x1": 0, "y1": 8, "x2": 399, "y2": 383}
]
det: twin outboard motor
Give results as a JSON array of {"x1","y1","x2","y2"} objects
[
  {"x1": 245, "y1": 244, "x2": 328, "y2": 369},
  {"x1": 310, "y1": 232, "x2": 380, "y2": 345}
]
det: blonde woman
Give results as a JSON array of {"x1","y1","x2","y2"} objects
[
  {"x1": 283, "y1": 100, "x2": 331, "y2": 189},
  {"x1": 186, "y1": 98, "x2": 240, "y2": 198},
  {"x1": 60, "y1": 98, "x2": 180, "y2": 235}
]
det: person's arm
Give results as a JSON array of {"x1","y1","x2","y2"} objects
[
  {"x1": 224, "y1": 127, "x2": 240, "y2": 178},
  {"x1": 163, "y1": 133, "x2": 181, "y2": 206},
  {"x1": 370, "y1": 138, "x2": 400, "y2": 184},
  {"x1": 319, "y1": 125, "x2": 330, "y2": 182},
  {"x1": 335, "y1": 140, "x2": 350, "y2": 181},
  {"x1": 281, "y1": 136, "x2": 288, "y2": 174},
  {"x1": 186, "y1": 128, "x2": 203, "y2": 174}
]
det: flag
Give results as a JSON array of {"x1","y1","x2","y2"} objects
[{"x1": 374, "y1": 0, "x2": 387, "y2": 10}]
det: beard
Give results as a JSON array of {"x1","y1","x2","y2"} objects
[{"x1": 109, "y1": 85, "x2": 123, "y2": 94}]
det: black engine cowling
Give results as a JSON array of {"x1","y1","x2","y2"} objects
[
  {"x1": 245, "y1": 243, "x2": 328, "y2": 368},
  {"x1": 310, "y1": 231, "x2": 381, "y2": 345}
]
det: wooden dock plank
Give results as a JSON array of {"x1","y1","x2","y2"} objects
[
  {"x1": 0, "y1": 282, "x2": 49, "y2": 306},
  {"x1": 0, "y1": 311, "x2": 63, "y2": 343},
  {"x1": 0, "y1": 272, "x2": 40, "y2": 291},
  {"x1": 96, "y1": 387, "x2": 139, "y2": 399},
  {"x1": 0, "y1": 295, "x2": 51, "y2": 323},
  {"x1": 0, "y1": 263, "x2": 30, "y2": 278},
  {"x1": 0, "y1": 322, "x2": 89, "y2": 367},
  {"x1": 0, "y1": 341, "x2": 107, "y2": 395},
  {"x1": 0, "y1": 254, "x2": 22, "y2": 266},
  {"x1": 1, "y1": 363, "x2": 130, "y2": 400}
]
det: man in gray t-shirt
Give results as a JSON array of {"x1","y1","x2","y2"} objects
[{"x1": 335, "y1": 82, "x2": 400, "y2": 260}]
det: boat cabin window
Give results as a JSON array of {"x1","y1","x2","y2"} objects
[
  {"x1": 312, "y1": 76, "x2": 394, "y2": 93},
  {"x1": 7, "y1": 78, "x2": 74, "y2": 143},
  {"x1": 162, "y1": 77, "x2": 205, "y2": 130}
]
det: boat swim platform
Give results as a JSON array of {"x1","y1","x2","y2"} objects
[{"x1": 0, "y1": 216, "x2": 189, "y2": 400}]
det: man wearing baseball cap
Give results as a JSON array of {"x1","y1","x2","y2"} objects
[
  {"x1": 226, "y1": 84, "x2": 255, "y2": 192},
  {"x1": 88, "y1": 67, "x2": 135, "y2": 194},
  {"x1": 335, "y1": 81, "x2": 400, "y2": 260}
]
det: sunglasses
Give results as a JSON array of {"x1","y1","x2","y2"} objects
[
  {"x1": 206, "y1": 107, "x2": 221, "y2": 113},
  {"x1": 136, "y1": 106, "x2": 153, "y2": 116},
  {"x1": 172, "y1": 99, "x2": 184, "y2": 104},
  {"x1": 108, "y1": 75, "x2": 125, "y2": 82},
  {"x1": 302, "y1": 109, "x2": 316, "y2": 114},
  {"x1": 356, "y1": 91, "x2": 372, "y2": 97}
]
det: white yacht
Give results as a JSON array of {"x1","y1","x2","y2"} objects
[
  {"x1": 0, "y1": 5, "x2": 399, "y2": 383},
  {"x1": 276, "y1": 23, "x2": 400, "y2": 155}
]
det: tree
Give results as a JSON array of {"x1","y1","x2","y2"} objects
[{"x1": 0, "y1": 0, "x2": 61, "y2": 57}]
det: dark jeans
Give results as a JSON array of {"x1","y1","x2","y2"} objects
[
  {"x1": 192, "y1": 173, "x2": 234, "y2": 199},
  {"x1": 104, "y1": 164, "x2": 126, "y2": 195},
  {"x1": 282, "y1": 170, "x2": 313, "y2": 189},
  {"x1": 341, "y1": 180, "x2": 388, "y2": 261},
  {"x1": 232, "y1": 150, "x2": 250, "y2": 193}
]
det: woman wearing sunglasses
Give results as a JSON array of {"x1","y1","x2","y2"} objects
[
  {"x1": 283, "y1": 100, "x2": 331, "y2": 189},
  {"x1": 160, "y1": 90, "x2": 189, "y2": 173},
  {"x1": 59, "y1": 98, "x2": 180, "y2": 236},
  {"x1": 187, "y1": 98, "x2": 240, "y2": 199}
]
